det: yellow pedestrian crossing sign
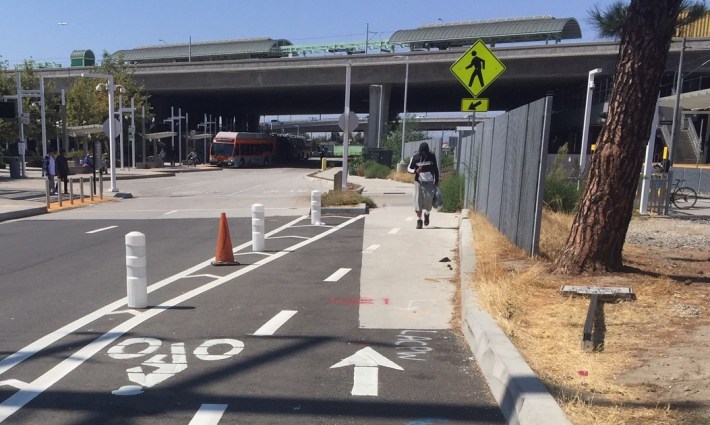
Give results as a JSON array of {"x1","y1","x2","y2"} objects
[
  {"x1": 461, "y1": 98, "x2": 489, "y2": 112},
  {"x1": 450, "y1": 40, "x2": 506, "y2": 97}
]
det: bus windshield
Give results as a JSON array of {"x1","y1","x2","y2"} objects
[{"x1": 212, "y1": 142, "x2": 234, "y2": 156}]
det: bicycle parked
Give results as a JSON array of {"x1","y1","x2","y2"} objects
[{"x1": 670, "y1": 178, "x2": 698, "y2": 209}]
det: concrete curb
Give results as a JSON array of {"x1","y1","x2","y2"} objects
[
  {"x1": 458, "y1": 210, "x2": 572, "y2": 425},
  {"x1": 0, "y1": 205, "x2": 47, "y2": 222},
  {"x1": 321, "y1": 203, "x2": 369, "y2": 216}
]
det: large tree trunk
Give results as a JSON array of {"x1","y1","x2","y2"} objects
[{"x1": 553, "y1": 0, "x2": 682, "y2": 274}]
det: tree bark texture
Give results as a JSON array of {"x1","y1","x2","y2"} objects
[{"x1": 553, "y1": 0, "x2": 683, "y2": 274}]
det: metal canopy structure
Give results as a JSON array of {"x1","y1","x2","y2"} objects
[
  {"x1": 141, "y1": 131, "x2": 177, "y2": 140},
  {"x1": 111, "y1": 38, "x2": 293, "y2": 64},
  {"x1": 66, "y1": 124, "x2": 103, "y2": 137},
  {"x1": 388, "y1": 16, "x2": 582, "y2": 49},
  {"x1": 659, "y1": 88, "x2": 710, "y2": 111}
]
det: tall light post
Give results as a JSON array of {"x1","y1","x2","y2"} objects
[
  {"x1": 397, "y1": 55, "x2": 410, "y2": 172},
  {"x1": 579, "y1": 68, "x2": 602, "y2": 180},
  {"x1": 82, "y1": 73, "x2": 119, "y2": 192}
]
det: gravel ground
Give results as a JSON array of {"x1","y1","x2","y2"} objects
[{"x1": 626, "y1": 217, "x2": 710, "y2": 250}]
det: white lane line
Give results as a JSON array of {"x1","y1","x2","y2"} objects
[
  {"x1": 405, "y1": 216, "x2": 414, "y2": 221},
  {"x1": 0, "y1": 215, "x2": 307, "y2": 378},
  {"x1": 184, "y1": 274, "x2": 222, "y2": 279},
  {"x1": 362, "y1": 244, "x2": 380, "y2": 254},
  {"x1": 388, "y1": 228, "x2": 400, "y2": 235},
  {"x1": 324, "y1": 268, "x2": 351, "y2": 283},
  {"x1": 164, "y1": 210, "x2": 179, "y2": 215},
  {"x1": 252, "y1": 310, "x2": 298, "y2": 336},
  {"x1": 0, "y1": 380, "x2": 30, "y2": 391},
  {"x1": 85, "y1": 225, "x2": 118, "y2": 234},
  {"x1": 106, "y1": 309, "x2": 141, "y2": 316},
  {"x1": 188, "y1": 403, "x2": 228, "y2": 425},
  {"x1": 0, "y1": 215, "x2": 366, "y2": 422}
]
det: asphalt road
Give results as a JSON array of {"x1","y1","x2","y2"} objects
[{"x1": 0, "y1": 168, "x2": 504, "y2": 424}]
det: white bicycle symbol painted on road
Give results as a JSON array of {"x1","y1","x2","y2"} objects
[{"x1": 107, "y1": 337, "x2": 244, "y2": 396}]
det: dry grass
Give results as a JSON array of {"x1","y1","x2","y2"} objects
[
  {"x1": 468, "y1": 209, "x2": 709, "y2": 425},
  {"x1": 389, "y1": 170, "x2": 414, "y2": 183},
  {"x1": 320, "y1": 190, "x2": 377, "y2": 208}
]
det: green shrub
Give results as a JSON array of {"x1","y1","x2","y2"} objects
[
  {"x1": 439, "y1": 173, "x2": 464, "y2": 212},
  {"x1": 544, "y1": 143, "x2": 581, "y2": 213},
  {"x1": 440, "y1": 153, "x2": 454, "y2": 169},
  {"x1": 363, "y1": 160, "x2": 391, "y2": 179},
  {"x1": 544, "y1": 175, "x2": 580, "y2": 213},
  {"x1": 348, "y1": 156, "x2": 364, "y2": 175}
]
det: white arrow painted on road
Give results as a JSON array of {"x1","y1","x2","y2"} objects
[{"x1": 330, "y1": 347, "x2": 403, "y2": 396}]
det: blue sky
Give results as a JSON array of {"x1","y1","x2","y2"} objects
[{"x1": 1, "y1": 0, "x2": 619, "y2": 67}]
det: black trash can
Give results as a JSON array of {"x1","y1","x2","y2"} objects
[{"x1": 8, "y1": 156, "x2": 21, "y2": 178}]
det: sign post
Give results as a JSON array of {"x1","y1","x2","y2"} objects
[{"x1": 340, "y1": 64, "x2": 354, "y2": 191}]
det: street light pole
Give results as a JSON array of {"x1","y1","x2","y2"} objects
[
  {"x1": 579, "y1": 68, "x2": 602, "y2": 180},
  {"x1": 398, "y1": 56, "x2": 410, "y2": 172},
  {"x1": 81, "y1": 72, "x2": 118, "y2": 192}
]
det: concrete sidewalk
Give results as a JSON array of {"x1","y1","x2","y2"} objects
[
  {"x1": 0, "y1": 164, "x2": 571, "y2": 424},
  {"x1": 317, "y1": 167, "x2": 570, "y2": 424},
  {"x1": 0, "y1": 165, "x2": 216, "y2": 222}
]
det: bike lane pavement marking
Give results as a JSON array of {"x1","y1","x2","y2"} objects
[
  {"x1": 0, "y1": 216, "x2": 305, "y2": 378},
  {"x1": 0, "y1": 214, "x2": 365, "y2": 422}
]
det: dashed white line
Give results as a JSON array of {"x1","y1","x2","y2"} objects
[
  {"x1": 85, "y1": 225, "x2": 118, "y2": 234},
  {"x1": 362, "y1": 244, "x2": 380, "y2": 254},
  {"x1": 388, "y1": 228, "x2": 400, "y2": 235},
  {"x1": 0, "y1": 215, "x2": 365, "y2": 422},
  {"x1": 188, "y1": 403, "x2": 228, "y2": 425},
  {"x1": 324, "y1": 268, "x2": 352, "y2": 282},
  {"x1": 253, "y1": 310, "x2": 298, "y2": 336},
  {"x1": 164, "y1": 210, "x2": 179, "y2": 215}
]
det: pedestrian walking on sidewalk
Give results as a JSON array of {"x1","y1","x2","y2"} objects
[
  {"x1": 407, "y1": 142, "x2": 439, "y2": 229},
  {"x1": 44, "y1": 149, "x2": 57, "y2": 195},
  {"x1": 56, "y1": 149, "x2": 70, "y2": 194}
]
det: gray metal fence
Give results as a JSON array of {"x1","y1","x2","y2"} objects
[{"x1": 457, "y1": 97, "x2": 552, "y2": 255}]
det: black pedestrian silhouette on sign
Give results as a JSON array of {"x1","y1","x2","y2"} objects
[{"x1": 465, "y1": 50, "x2": 485, "y2": 88}]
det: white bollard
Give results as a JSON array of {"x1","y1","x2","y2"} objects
[
  {"x1": 125, "y1": 231, "x2": 148, "y2": 308},
  {"x1": 311, "y1": 190, "x2": 322, "y2": 225},
  {"x1": 252, "y1": 203, "x2": 265, "y2": 252}
]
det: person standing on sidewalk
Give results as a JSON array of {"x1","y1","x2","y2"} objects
[
  {"x1": 407, "y1": 142, "x2": 439, "y2": 229},
  {"x1": 56, "y1": 149, "x2": 70, "y2": 195},
  {"x1": 45, "y1": 149, "x2": 57, "y2": 195}
]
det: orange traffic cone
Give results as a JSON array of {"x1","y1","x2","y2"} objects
[{"x1": 211, "y1": 212, "x2": 240, "y2": 266}]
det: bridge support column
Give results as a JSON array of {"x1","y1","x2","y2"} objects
[{"x1": 367, "y1": 84, "x2": 391, "y2": 149}]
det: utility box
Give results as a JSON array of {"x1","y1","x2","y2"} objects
[{"x1": 334, "y1": 170, "x2": 342, "y2": 191}]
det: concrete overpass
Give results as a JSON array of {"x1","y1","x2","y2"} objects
[
  {"x1": 267, "y1": 116, "x2": 475, "y2": 134},
  {"x1": 37, "y1": 38, "x2": 710, "y2": 147}
]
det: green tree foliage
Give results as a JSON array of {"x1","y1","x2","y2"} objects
[
  {"x1": 0, "y1": 60, "x2": 62, "y2": 155},
  {"x1": 380, "y1": 115, "x2": 428, "y2": 164},
  {"x1": 588, "y1": 0, "x2": 706, "y2": 39},
  {"x1": 66, "y1": 51, "x2": 152, "y2": 142},
  {"x1": 0, "y1": 58, "x2": 16, "y2": 145}
]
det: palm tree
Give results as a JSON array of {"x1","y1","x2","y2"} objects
[{"x1": 553, "y1": 0, "x2": 706, "y2": 274}]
